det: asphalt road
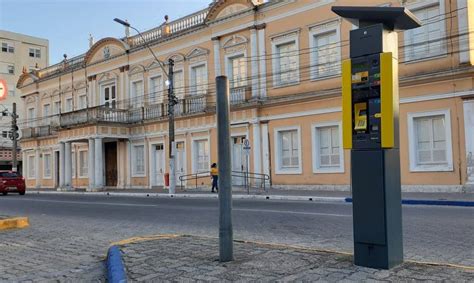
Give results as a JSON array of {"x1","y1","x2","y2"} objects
[{"x1": 0, "y1": 194, "x2": 473, "y2": 281}]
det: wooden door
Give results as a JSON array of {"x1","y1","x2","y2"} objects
[{"x1": 105, "y1": 142, "x2": 118, "y2": 187}]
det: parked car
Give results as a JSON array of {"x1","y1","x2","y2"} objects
[{"x1": 0, "y1": 171, "x2": 26, "y2": 195}]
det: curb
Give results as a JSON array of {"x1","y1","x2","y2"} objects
[
  {"x1": 107, "y1": 245, "x2": 127, "y2": 283},
  {"x1": 0, "y1": 217, "x2": 29, "y2": 230},
  {"x1": 344, "y1": 198, "x2": 474, "y2": 207},
  {"x1": 30, "y1": 190, "x2": 474, "y2": 207}
]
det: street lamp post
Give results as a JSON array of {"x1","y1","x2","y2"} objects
[{"x1": 114, "y1": 18, "x2": 177, "y2": 194}]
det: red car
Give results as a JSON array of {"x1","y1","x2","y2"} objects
[{"x1": 0, "y1": 171, "x2": 26, "y2": 195}]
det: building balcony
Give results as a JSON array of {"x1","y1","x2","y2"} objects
[
  {"x1": 20, "y1": 87, "x2": 253, "y2": 140},
  {"x1": 21, "y1": 125, "x2": 57, "y2": 139}
]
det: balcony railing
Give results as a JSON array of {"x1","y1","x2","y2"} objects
[
  {"x1": 230, "y1": 86, "x2": 247, "y2": 105},
  {"x1": 21, "y1": 125, "x2": 57, "y2": 139},
  {"x1": 128, "y1": 9, "x2": 208, "y2": 48},
  {"x1": 20, "y1": 89, "x2": 251, "y2": 140}
]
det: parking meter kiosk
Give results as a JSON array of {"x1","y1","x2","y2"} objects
[{"x1": 332, "y1": 6, "x2": 421, "y2": 269}]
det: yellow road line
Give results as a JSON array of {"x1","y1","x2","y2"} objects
[
  {"x1": 0, "y1": 217, "x2": 29, "y2": 230},
  {"x1": 110, "y1": 234, "x2": 181, "y2": 246}
]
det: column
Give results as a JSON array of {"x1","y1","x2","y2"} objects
[
  {"x1": 252, "y1": 122, "x2": 262, "y2": 185},
  {"x1": 94, "y1": 137, "x2": 103, "y2": 189},
  {"x1": 213, "y1": 37, "x2": 221, "y2": 77},
  {"x1": 250, "y1": 28, "x2": 259, "y2": 99},
  {"x1": 88, "y1": 138, "x2": 95, "y2": 191},
  {"x1": 35, "y1": 149, "x2": 40, "y2": 189},
  {"x1": 124, "y1": 67, "x2": 130, "y2": 101},
  {"x1": 22, "y1": 151, "x2": 27, "y2": 180},
  {"x1": 119, "y1": 70, "x2": 125, "y2": 102},
  {"x1": 126, "y1": 140, "x2": 132, "y2": 188},
  {"x1": 89, "y1": 78, "x2": 96, "y2": 107},
  {"x1": 59, "y1": 142, "x2": 65, "y2": 189},
  {"x1": 457, "y1": 0, "x2": 470, "y2": 64},
  {"x1": 64, "y1": 142, "x2": 72, "y2": 189},
  {"x1": 258, "y1": 26, "x2": 267, "y2": 98},
  {"x1": 261, "y1": 122, "x2": 270, "y2": 186}
]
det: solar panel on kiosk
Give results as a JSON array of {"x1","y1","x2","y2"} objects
[{"x1": 331, "y1": 6, "x2": 421, "y2": 30}]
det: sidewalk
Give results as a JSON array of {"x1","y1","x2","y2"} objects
[
  {"x1": 112, "y1": 235, "x2": 473, "y2": 282},
  {"x1": 31, "y1": 187, "x2": 474, "y2": 205}
]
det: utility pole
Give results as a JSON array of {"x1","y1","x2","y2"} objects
[
  {"x1": 168, "y1": 58, "x2": 176, "y2": 194},
  {"x1": 216, "y1": 76, "x2": 233, "y2": 262},
  {"x1": 11, "y1": 102, "x2": 18, "y2": 172}
]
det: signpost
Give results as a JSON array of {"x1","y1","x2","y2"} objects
[{"x1": 243, "y1": 139, "x2": 251, "y2": 193}]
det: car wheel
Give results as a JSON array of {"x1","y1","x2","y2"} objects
[
  {"x1": 19, "y1": 191, "x2": 25, "y2": 195},
  {"x1": 2, "y1": 192, "x2": 7, "y2": 196}
]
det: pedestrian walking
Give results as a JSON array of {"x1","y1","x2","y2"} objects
[{"x1": 211, "y1": 163, "x2": 218, "y2": 193}]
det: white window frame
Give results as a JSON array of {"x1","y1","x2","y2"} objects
[
  {"x1": 65, "y1": 98, "x2": 73, "y2": 112},
  {"x1": 312, "y1": 121, "x2": 344, "y2": 174},
  {"x1": 271, "y1": 30, "x2": 300, "y2": 88},
  {"x1": 309, "y1": 20, "x2": 341, "y2": 80},
  {"x1": 404, "y1": 0, "x2": 447, "y2": 62},
  {"x1": 100, "y1": 81, "x2": 117, "y2": 108},
  {"x1": 408, "y1": 109, "x2": 453, "y2": 172},
  {"x1": 54, "y1": 101, "x2": 61, "y2": 114},
  {"x1": 78, "y1": 95, "x2": 87, "y2": 109},
  {"x1": 130, "y1": 79, "x2": 144, "y2": 106},
  {"x1": 27, "y1": 154, "x2": 35, "y2": 179},
  {"x1": 27, "y1": 107, "x2": 36, "y2": 127},
  {"x1": 43, "y1": 153, "x2": 52, "y2": 179},
  {"x1": 148, "y1": 73, "x2": 164, "y2": 104},
  {"x1": 173, "y1": 68, "x2": 185, "y2": 99},
  {"x1": 189, "y1": 62, "x2": 208, "y2": 96},
  {"x1": 274, "y1": 126, "x2": 302, "y2": 175},
  {"x1": 192, "y1": 137, "x2": 210, "y2": 173},
  {"x1": 2, "y1": 42, "x2": 14, "y2": 53},
  {"x1": 225, "y1": 51, "x2": 248, "y2": 89},
  {"x1": 78, "y1": 149, "x2": 88, "y2": 178},
  {"x1": 132, "y1": 143, "x2": 146, "y2": 177},
  {"x1": 29, "y1": 47, "x2": 41, "y2": 58},
  {"x1": 7, "y1": 64, "x2": 14, "y2": 74}
]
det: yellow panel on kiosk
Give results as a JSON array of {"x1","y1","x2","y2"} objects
[
  {"x1": 342, "y1": 59, "x2": 352, "y2": 149},
  {"x1": 380, "y1": 52, "x2": 396, "y2": 148}
]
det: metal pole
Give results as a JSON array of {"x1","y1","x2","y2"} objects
[
  {"x1": 11, "y1": 102, "x2": 18, "y2": 172},
  {"x1": 216, "y1": 76, "x2": 233, "y2": 262},
  {"x1": 168, "y1": 59, "x2": 176, "y2": 194}
]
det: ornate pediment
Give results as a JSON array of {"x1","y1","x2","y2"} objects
[
  {"x1": 97, "y1": 71, "x2": 119, "y2": 83},
  {"x1": 223, "y1": 35, "x2": 248, "y2": 48},
  {"x1": 186, "y1": 47, "x2": 209, "y2": 59},
  {"x1": 166, "y1": 53, "x2": 185, "y2": 63},
  {"x1": 84, "y1": 37, "x2": 129, "y2": 65},
  {"x1": 129, "y1": 65, "x2": 146, "y2": 76},
  {"x1": 206, "y1": 0, "x2": 262, "y2": 23}
]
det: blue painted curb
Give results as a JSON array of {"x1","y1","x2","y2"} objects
[
  {"x1": 345, "y1": 197, "x2": 474, "y2": 207},
  {"x1": 107, "y1": 245, "x2": 127, "y2": 283}
]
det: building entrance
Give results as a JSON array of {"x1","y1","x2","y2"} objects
[{"x1": 104, "y1": 142, "x2": 117, "y2": 187}]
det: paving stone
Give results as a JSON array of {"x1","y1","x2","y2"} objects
[{"x1": 120, "y1": 235, "x2": 474, "y2": 282}]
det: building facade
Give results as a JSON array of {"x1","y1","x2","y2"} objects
[
  {"x1": 17, "y1": 0, "x2": 474, "y2": 192},
  {"x1": 0, "y1": 30, "x2": 49, "y2": 170}
]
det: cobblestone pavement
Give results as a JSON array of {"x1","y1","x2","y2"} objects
[
  {"x1": 0, "y1": 217, "x2": 107, "y2": 282},
  {"x1": 120, "y1": 235, "x2": 474, "y2": 282},
  {"x1": 0, "y1": 194, "x2": 472, "y2": 281}
]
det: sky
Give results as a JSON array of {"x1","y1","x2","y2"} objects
[{"x1": 0, "y1": 0, "x2": 211, "y2": 65}]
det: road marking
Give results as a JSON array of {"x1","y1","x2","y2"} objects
[
  {"x1": 235, "y1": 208, "x2": 351, "y2": 217},
  {"x1": 7, "y1": 198, "x2": 160, "y2": 207},
  {"x1": 2, "y1": 198, "x2": 351, "y2": 217}
]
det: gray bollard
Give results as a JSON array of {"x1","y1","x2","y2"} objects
[{"x1": 216, "y1": 76, "x2": 233, "y2": 262}]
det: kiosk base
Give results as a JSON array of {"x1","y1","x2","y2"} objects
[{"x1": 351, "y1": 149, "x2": 403, "y2": 269}]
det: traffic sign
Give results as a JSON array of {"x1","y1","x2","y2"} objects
[
  {"x1": 243, "y1": 139, "x2": 251, "y2": 156},
  {"x1": 0, "y1": 79, "x2": 7, "y2": 101}
]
